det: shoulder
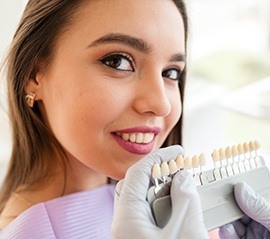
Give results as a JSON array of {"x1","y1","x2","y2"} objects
[
  {"x1": 0, "y1": 185, "x2": 115, "y2": 239},
  {"x1": 0, "y1": 202, "x2": 55, "y2": 239},
  {"x1": 0, "y1": 193, "x2": 33, "y2": 229}
]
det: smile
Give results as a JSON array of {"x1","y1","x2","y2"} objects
[
  {"x1": 115, "y1": 132, "x2": 155, "y2": 144},
  {"x1": 112, "y1": 126, "x2": 161, "y2": 155}
]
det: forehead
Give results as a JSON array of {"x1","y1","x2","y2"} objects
[{"x1": 63, "y1": 0, "x2": 185, "y2": 53}]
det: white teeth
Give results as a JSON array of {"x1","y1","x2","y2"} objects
[
  {"x1": 122, "y1": 133, "x2": 129, "y2": 141},
  {"x1": 136, "y1": 133, "x2": 144, "y2": 143},
  {"x1": 129, "y1": 133, "x2": 136, "y2": 143},
  {"x1": 143, "y1": 133, "x2": 154, "y2": 143},
  {"x1": 117, "y1": 132, "x2": 155, "y2": 144}
]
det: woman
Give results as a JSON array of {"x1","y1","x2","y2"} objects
[
  {"x1": 0, "y1": 0, "x2": 205, "y2": 238},
  {"x1": 1, "y1": 0, "x2": 267, "y2": 238}
]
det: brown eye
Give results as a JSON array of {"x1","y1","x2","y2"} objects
[
  {"x1": 100, "y1": 53, "x2": 134, "y2": 72},
  {"x1": 162, "y1": 68, "x2": 181, "y2": 81}
]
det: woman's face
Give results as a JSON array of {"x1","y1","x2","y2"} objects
[{"x1": 37, "y1": 0, "x2": 186, "y2": 179}]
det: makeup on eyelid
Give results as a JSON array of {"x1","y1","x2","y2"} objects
[{"x1": 88, "y1": 33, "x2": 186, "y2": 79}]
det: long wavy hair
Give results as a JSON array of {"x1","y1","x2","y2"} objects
[{"x1": 0, "y1": 0, "x2": 189, "y2": 212}]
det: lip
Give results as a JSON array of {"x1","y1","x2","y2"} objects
[
  {"x1": 115, "y1": 126, "x2": 161, "y2": 134},
  {"x1": 111, "y1": 126, "x2": 161, "y2": 155}
]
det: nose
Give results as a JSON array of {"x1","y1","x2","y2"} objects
[{"x1": 132, "y1": 73, "x2": 171, "y2": 117}]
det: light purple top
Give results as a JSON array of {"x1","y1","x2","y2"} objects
[{"x1": 0, "y1": 185, "x2": 115, "y2": 239}]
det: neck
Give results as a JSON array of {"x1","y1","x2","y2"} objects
[
  {"x1": 15, "y1": 153, "x2": 107, "y2": 204},
  {"x1": 63, "y1": 153, "x2": 108, "y2": 195}
]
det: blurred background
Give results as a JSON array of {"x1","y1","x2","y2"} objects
[
  {"x1": 182, "y1": 0, "x2": 270, "y2": 168},
  {"x1": 0, "y1": 0, "x2": 270, "y2": 179}
]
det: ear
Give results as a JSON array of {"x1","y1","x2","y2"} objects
[{"x1": 25, "y1": 62, "x2": 46, "y2": 101}]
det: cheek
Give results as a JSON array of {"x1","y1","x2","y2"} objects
[{"x1": 47, "y1": 87, "x2": 110, "y2": 139}]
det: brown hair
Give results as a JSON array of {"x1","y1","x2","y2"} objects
[
  {"x1": 0, "y1": 0, "x2": 188, "y2": 212},
  {"x1": 162, "y1": 0, "x2": 188, "y2": 147}
]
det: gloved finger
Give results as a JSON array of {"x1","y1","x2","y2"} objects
[
  {"x1": 239, "y1": 215, "x2": 252, "y2": 225},
  {"x1": 114, "y1": 179, "x2": 124, "y2": 211},
  {"x1": 219, "y1": 224, "x2": 241, "y2": 239},
  {"x1": 234, "y1": 182, "x2": 270, "y2": 230},
  {"x1": 122, "y1": 145, "x2": 184, "y2": 201},
  {"x1": 166, "y1": 171, "x2": 208, "y2": 238},
  {"x1": 232, "y1": 220, "x2": 246, "y2": 237},
  {"x1": 115, "y1": 179, "x2": 124, "y2": 198}
]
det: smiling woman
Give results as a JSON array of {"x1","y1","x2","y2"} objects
[{"x1": 0, "y1": 1, "x2": 211, "y2": 239}]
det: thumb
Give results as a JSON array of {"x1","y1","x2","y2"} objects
[
  {"x1": 234, "y1": 182, "x2": 270, "y2": 230},
  {"x1": 219, "y1": 224, "x2": 241, "y2": 239},
  {"x1": 114, "y1": 179, "x2": 124, "y2": 212}
]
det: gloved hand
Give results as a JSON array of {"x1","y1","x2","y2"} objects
[
  {"x1": 219, "y1": 182, "x2": 270, "y2": 239},
  {"x1": 111, "y1": 145, "x2": 209, "y2": 239}
]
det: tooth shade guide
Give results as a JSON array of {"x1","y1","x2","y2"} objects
[
  {"x1": 150, "y1": 140, "x2": 262, "y2": 189},
  {"x1": 218, "y1": 148, "x2": 227, "y2": 172},
  {"x1": 198, "y1": 153, "x2": 208, "y2": 185},
  {"x1": 175, "y1": 155, "x2": 184, "y2": 170},
  {"x1": 230, "y1": 145, "x2": 241, "y2": 173},
  {"x1": 199, "y1": 153, "x2": 206, "y2": 173},
  {"x1": 255, "y1": 155, "x2": 264, "y2": 167},
  {"x1": 210, "y1": 151, "x2": 221, "y2": 180},
  {"x1": 199, "y1": 153, "x2": 206, "y2": 166},
  {"x1": 231, "y1": 145, "x2": 238, "y2": 157},
  {"x1": 184, "y1": 156, "x2": 192, "y2": 170},
  {"x1": 211, "y1": 149, "x2": 220, "y2": 162},
  {"x1": 148, "y1": 145, "x2": 270, "y2": 231},
  {"x1": 249, "y1": 141, "x2": 255, "y2": 151},
  {"x1": 237, "y1": 143, "x2": 245, "y2": 155},
  {"x1": 192, "y1": 155, "x2": 199, "y2": 168},
  {"x1": 223, "y1": 147, "x2": 234, "y2": 176},
  {"x1": 254, "y1": 140, "x2": 260, "y2": 150},
  {"x1": 211, "y1": 149, "x2": 220, "y2": 171},
  {"x1": 225, "y1": 147, "x2": 232, "y2": 159},
  {"x1": 152, "y1": 164, "x2": 161, "y2": 180},
  {"x1": 160, "y1": 162, "x2": 169, "y2": 183},
  {"x1": 243, "y1": 142, "x2": 250, "y2": 153},
  {"x1": 212, "y1": 168, "x2": 222, "y2": 181},
  {"x1": 225, "y1": 164, "x2": 234, "y2": 177},
  {"x1": 152, "y1": 164, "x2": 162, "y2": 195},
  {"x1": 217, "y1": 148, "x2": 228, "y2": 178},
  {"x1": 220, "y1": 166, "x2": 228, "y2": 178},
  {"x1": 232, "y1": 163, "x2": 240, "y2": 174},
  {"x1": 191, "y1": 155, "x2": 201, "y2": 185},
  {"x1": 168, "y1": 160, "x2": 178, "y2": 175},
  {"x1": 218, "y1": 148, "x2": 226, "y2": 161},
  {"x1": 253, "y1": 140, "x2": 263, "y2": 166},
  {"x1": 191, "y1": 155, "x2": 200, "y2": 183}
]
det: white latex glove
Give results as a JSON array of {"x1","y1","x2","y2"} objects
[
  {"x1": 111, "y1": 145, "x2": 209, "y2": 239},
  {"x1": 219, "y1": 182, "x2": 270, "y2": 239}
]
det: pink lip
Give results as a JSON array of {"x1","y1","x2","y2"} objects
[
  {"x1": 111, "y1": 126, "x2": 161, "y2": 155},
  {"x1": 115, "y1": 126, "x2": 161, "y2": 134}
]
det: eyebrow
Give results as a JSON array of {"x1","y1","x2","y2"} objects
[
  {"x1": 88, "y1": 33, "x2": 152, "y2": 53},
  {"x1": 170, "y1": 54, "x2": 186, "y2": 63},
  {"x1": 88, "y1": 33, "x2": 186, "y2": 63}
]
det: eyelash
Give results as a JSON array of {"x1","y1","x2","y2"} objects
[
  {"x1": 100, "y1": 52, "x2": 135, "y2": 72},
  {"x1": 100, "y1": 52, "x2": 184, "y2": 82},
  {"x1": 162, "y1": 68, "x2": 183, "y2": 82}
]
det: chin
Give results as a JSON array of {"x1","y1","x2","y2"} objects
[
  {"x1": 107, "y1": 162, "x2": 135, "y2": 180},
  {"x1": 108, "y1": 171, "x2": 126, "y2": 181}
]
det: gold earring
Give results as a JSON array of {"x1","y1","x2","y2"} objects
[{"x1": 25, "y1": 92, "x2": 36, "y2": 108}]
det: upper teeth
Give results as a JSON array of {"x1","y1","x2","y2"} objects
[{"x1": 116, "y1": 132, "x2": 155, "y2": 144}]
